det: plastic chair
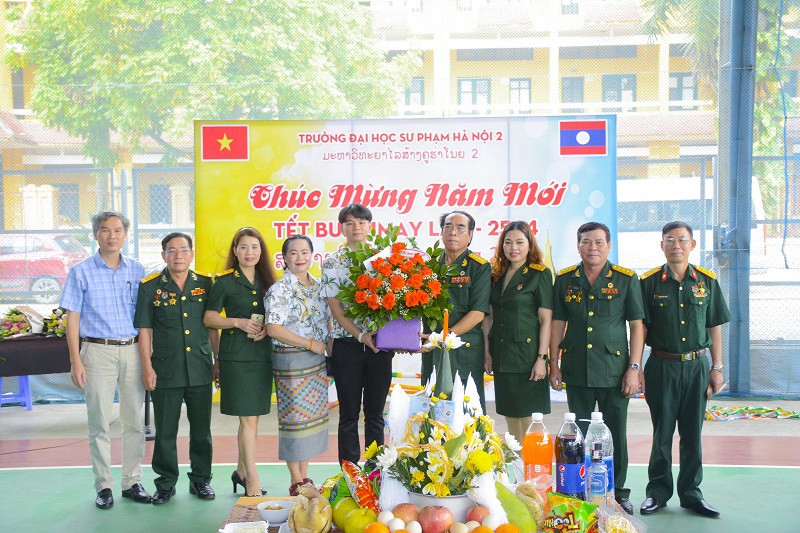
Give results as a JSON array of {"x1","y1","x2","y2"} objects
[{"x1": 0, "y1": 375, "x2": 34, "y2": 410}]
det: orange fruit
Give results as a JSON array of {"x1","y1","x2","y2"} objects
[
  {"x1": 496, "y1": 525, "x2": 520, "y2": 533},
  {"x1": 364, "y1": 523, "x2": 390, "y2": 533},
  {"x1": 472, "y1": 528, "x2": 494, "y2": 533}
]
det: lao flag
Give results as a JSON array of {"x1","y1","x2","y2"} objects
[
  {"x1": 201, "y1": 124, "x2": 249, "y2": 161},
  {"x1": 559, "y1": 120, "x2": 607, "y2": 156}
]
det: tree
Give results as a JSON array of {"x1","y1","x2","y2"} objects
[
  {"x1": 5, "y1": 1, "x2": 420, "y2": 166},
  {"x1": 642, "y1": 0, "x2": 800, "y2": 222}
]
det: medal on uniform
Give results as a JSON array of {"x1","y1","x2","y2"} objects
[{"x1": 517, "y1": 283, "x2": 523, "y2": 290}]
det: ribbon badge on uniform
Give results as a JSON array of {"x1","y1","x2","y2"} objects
[
  {"x1": 191, "y1": 288, "x2": 206, "y2": 296},
  {"x1": 692, "y1": 282, "x2": 708, "y2": 298},
  {"x1": 517, "y1": 283, "x2": 523, "y2": 291},
  {"x1": 602, "y1": 282, "x2": 618, "y2": 295}
]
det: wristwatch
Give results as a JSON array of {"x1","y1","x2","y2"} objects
[
  {"x1": 537, "y1": 353, "x2": 549, "y2": 362},
  {"x1": 628, "y1": 363, "x2": 641, "y2": 371},
  {"x1": 711, "y1": 364, "x2": 724, "y2": 372}
]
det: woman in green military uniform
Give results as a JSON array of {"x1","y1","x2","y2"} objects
[
  {"x1": 483, "y1": 221, "x2": 553, "y2": 442},
  {"x1": 204, "y1": 227, "x2": 276, "y2": 497}
]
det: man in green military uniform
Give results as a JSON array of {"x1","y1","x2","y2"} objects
[
  {"x1": 639, "y1": 221, "x2": 730, "y2": 518},
  {"x1": 549, "y1": 221, "x2": 645, "y2": 515},
  {"x1": 134, "y1": 233, "x2": 219, "y2": 505},
  {"x1": 421, "y1": 211, "x2": 491, "y2": 411}
]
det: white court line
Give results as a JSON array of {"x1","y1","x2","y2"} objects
[{"x1": 4, "y1": 462, "x2": 800, "y2": 471}]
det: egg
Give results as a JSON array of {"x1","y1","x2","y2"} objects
[
  {"x1": 378, "y1": 511, "x2": 395, "y2": 525},
  {"x1": 449, "y1": 523, "x2": 469, "y2": 533},
  {"x1": 465, "y1": 521, "x2": 481, "y2": 532},
  {"x1": 388, "y1": 517, "x2": 407, "y2": 532},
  {"x1": 482, "y1": 513, "x2": 505, "y2": 530},
  {"x1": 405, "y1": 521, "x2": 422, "y2": 533}
]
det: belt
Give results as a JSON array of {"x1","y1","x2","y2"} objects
[
  {"x1": 651, "y1": 347, "x2": 707, "y2": 361},
  {"x1": 273, "y1": 346, "x2": 309, "y2": 354},
  {"x1": 82, "y1": 336, "x2": 138, "y2": 346}
]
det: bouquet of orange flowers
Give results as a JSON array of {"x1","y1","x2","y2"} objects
[{"x1": 338, "y1": 225, "x2": 455, "y2": 350}]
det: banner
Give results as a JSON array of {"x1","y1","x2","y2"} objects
[{"x1": 195, "y1": 116, "x2": 617, "y2": 276}]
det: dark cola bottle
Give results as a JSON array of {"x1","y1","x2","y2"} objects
[{"x1": 555, "y1": 412, "x2": 587, "y2": 500}]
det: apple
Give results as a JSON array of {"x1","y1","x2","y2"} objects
[
  {"x1": 333, "y1": 497, "x2": 360, "y2": 529},
  {"x1": 392, "y1": 503, "x2": 420, "y2": 523},
  {"x1": 344, "y1": 507, "x2": 379, "y2": 533},
  {"x1": 417, "y1": 506, "x2": 454, "y2": 533},
  {"x1": 465, "y1": 505, "x2": 490, "y2": 524}
]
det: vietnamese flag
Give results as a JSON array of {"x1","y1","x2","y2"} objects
[{"x1": 201, "y1": 124, "x2": 249, "y2": 161}]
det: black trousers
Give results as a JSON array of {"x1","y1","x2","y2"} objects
[{"x1": 330, "y1": 338, "x2": 393, "y2": 464}]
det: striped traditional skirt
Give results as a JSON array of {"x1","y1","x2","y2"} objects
[{"x1": 271, "y1": 348, "x2": 329, "y2": 462}]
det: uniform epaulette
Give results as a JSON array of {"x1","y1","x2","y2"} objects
[
  {"x1": 694, "y1": 265, "x2": 717, "y2": 280},
  {"x1": 216, "y1": 268, "x2": 234, "y2": 277},
  {"x1": 611, "y1": 264, "x2": 635, "y2": 277},
  {"x1": 194, "y1": 271, "x2": 213, "y2": 278},
  {"x1": 140, "y1": 271, "x2": 160, "y2": 283},
  {"x1": 557, "y1": 264, "x2": 578, "y2": 276},
  {"x1": 468, "y1": 252, "x2": 488, "y2": 265},
  {"x1": 528, "y1": 263, "x2": 546, "y2": 271},
  {"x1": 640, "y1": 266, "x2": 662, "y2": 280}
]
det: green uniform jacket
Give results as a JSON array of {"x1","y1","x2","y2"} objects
[
  {"x1": 552, "y1": 261, "x2": 645, "y2": 388},
  {"x1": 133, "y1": 268, "x2": 214, "y2": 388},
  {"x1": 421, "y1": 249, "x2": 491, "y2": 380},
  {"x1": 489, "y1": 263, "x2": 553, "y2": 373},
  {"x1": 206, "y1": 266, "x2": 272, "y2": 362},
  {"x1": 640, "y1": 263, "x2": 731, "y2": 353}
]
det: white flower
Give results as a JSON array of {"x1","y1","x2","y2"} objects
[
  {"x1": 504, "y1": 432, "x2": 522, "y2": 452},
  {"x1": 377, "y1": 445, "x2": 398, "y2": 470},
  {"x1": 427, "y1": 332, "x2": 465, "y2": 350}
]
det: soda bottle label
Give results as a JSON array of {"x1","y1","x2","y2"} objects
[
  {"x1": 556, "y1": 462, "x2": 587, "y2": 495},
  {"x1": 604, "y1": 456, "x2": 614, "y2": 493}
]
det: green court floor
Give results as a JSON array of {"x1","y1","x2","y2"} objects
[{"x1": 1, "y1": 464, "x2": 795, "y2": 532}]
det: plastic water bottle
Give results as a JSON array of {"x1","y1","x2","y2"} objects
[
  {"x1": 555, "y1": 412, "x2": 586, "y2": 499},
  {"x1": 584, "y1": 411, "x2": 614, "y2": 497},
  {"x1": 522, "y1": 412, "x2": 553, "y2": 497},
  {"x1": 586, "y1": 441, "x2": 612, "y2": 506}
]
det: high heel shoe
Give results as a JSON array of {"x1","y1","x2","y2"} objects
[{"x1": 231, "y1": 470, "x2": 267, "y2": 496}]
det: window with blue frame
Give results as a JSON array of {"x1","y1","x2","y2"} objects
[
  {"x1": 405, "y1": 77, "x2": 424, "y2": 115},
  {"x1": 562, "y1": 0, "x2": 579, "y2": 15},
  {"x1": 562, "y1": 76, "x2": 584, "y2": 113},
  {"x1": 669, "y1": 72, "x2": 698, "y2": 110},
  {"x1": 458, "y1": 78, "x2": 491, "y2": 114},
  {"x1": 509, "y1": 78, "x2": 531, "y2": 112},
  {"x1": 602, "y1": 74, "x2": 636, "y2": 112}
]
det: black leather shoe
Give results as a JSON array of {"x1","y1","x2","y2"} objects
[
  {"x1": 189, "y1": 482, "x2": 216, "y2": 500},
  {"x1": 95, "y1": 488, "x2": 113, "y2": 509},
  {"x1": 121, "y1": 483, "x2": 152, "y2": 503},
  {"x1": 151, "y1": 487, "x2": 176, "y2": 505},
  {"x1": 640, "y1": 497, "x2": 667, "y2": 514},
  {"x1": 616, "y1": 497, "x2": 634, "y2": 515},
  {"x1": 681, "y1": 499, "x2": 720, "y2": 518}
]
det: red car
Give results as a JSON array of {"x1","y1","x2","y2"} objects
[{"x1": 0, "y1": 233, "x2": 89, "y2": 303}]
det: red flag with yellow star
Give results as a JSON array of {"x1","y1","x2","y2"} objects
[{"x1": 200, "y1": 124, "x2": 249, "y2": 161}]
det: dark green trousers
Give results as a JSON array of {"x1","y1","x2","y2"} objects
[
  {"x1": 566, "y1": 384, "x2": 630, "y2": 500},
  {"x1": 151, "y1": 383, "x2": 213, "y2": 490},
  {"x1": 643, "y1": 355, "x2": 709, "y2": 505}
]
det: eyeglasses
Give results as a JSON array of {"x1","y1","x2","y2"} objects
[
  {"x1": 166, "y1": 248, "x2": 192, "y2": 256},
  {"x1": 443, "y1": 223, "x2": 469, "y2": 234},
  {"x1": 663, "y1": 237, "x2": 692, "y2": 245}
]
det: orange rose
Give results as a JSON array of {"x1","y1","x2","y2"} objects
[
  {"x1": 373, "y1": 257, "x2": 386, "y2": 268},
  {"x1": 428, "y1": 279, "x2": 442, "y2": 296},
  {"x1": 389, "y1": 274, "x2": 405, "y2": 291},
  {"x1": 355, "y1": 291, "x2": 367, "y2": 304},
  {"x1": 399, "y1": 260, "x2": 415, "y2": 274},
  {"x1": 416, "y1": 290, "x2": 430, "y2": 305},
  {"x1": 407, "y1": 273, "x2": 423, "y2": 289},
  {"x1": 392, "y1": 242, "x2": 406, "y2": 253},
  {"x1": 381, "y1": 292, "x2": 396, "y2": 310},
  {"x1": 378, "y1": 264, "x2": 393, "y2": 277},
  {"x1": 388, "y1": 253, "x2": 404, "y2": 266},
  {"x1": 368, "y1": 276, "x2": 382, "y2": 292},
  {"x1": 356, "y1": 273, "x2": 370, "y2": 290},
  {"x1": 421, "y1": 267, "x2": 433, "y2": 277},
  {"x1": 367, "y1": 293, "x2": 380, "y2": 310},
  {"x1": 413, "y1": 253, "x2": 425, "y2": 265},
  {"x1": 404, "y1": 291, "x2": 420, "y2": 307}
]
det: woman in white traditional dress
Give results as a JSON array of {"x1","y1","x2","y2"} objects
[{"x1": 264, "y1": 235, "x2": 330, "y2": 496}]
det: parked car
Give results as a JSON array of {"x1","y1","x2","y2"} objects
[{"x1": 0, "y1": 233, "x2": 89, "y2": 304}]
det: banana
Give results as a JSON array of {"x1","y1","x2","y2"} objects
[{"x1": 516, "y1": 492, "x2": 545, "y2": 529}]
